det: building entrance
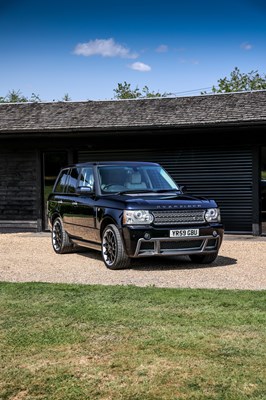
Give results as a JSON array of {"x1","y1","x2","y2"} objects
[{"x1": 43, "y1": 152, "x2": 68, "y2": 230}]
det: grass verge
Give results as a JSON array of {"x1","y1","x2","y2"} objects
[{"x1": 0, "y1": 282, "x2": 265, "y2": 399}]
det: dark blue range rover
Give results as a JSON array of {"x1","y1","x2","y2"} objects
[{"x1": 47, "y1": 161, "x2": 224, "y2": 269}]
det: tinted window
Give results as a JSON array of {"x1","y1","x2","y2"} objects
[
  {"x1": 66, "y1": 168, "x2": 80, "y2": 193},
  {"x1": 54, "y1": 169, "x2": 69, "y2": 193}
]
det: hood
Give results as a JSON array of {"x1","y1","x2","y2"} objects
[{"x1": 104, "y1": 193, "x2": 217, "y2": 210}]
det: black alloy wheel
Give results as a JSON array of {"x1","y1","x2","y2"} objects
[
  {"x1": 52, "y1": 217, "x2": 73, "y2": 254},
  {"x1": 102, "y1": 224, "x2": 131, "y2": 269}
]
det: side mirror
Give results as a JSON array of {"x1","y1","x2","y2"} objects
[{"x1": 76, "y1": 186, "x2": 93, "y2": 195}]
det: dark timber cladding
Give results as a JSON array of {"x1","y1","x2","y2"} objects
[
  {"x1": 0, "y1": 90, "x2": 265, "y2": 234},
  {"x1": 0, "y1": 150, "x2": 40, "y2": 230}
]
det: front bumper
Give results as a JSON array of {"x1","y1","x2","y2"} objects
[{"x1": 122, "y1": 225, "x2": 224, "y2": 258}]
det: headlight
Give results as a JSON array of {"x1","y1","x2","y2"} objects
[
  {"x1": 205, "y1": 208, "x2": 221, "y2": 223},
  {"x1": 123, "y1": 210, "x2": 154, "y2": 225}
]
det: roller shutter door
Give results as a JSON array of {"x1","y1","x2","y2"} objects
[{"x1": 78, "y1": 146, "x2": 253, "y2": 233}]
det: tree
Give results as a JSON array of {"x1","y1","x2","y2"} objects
[
  {"x1": 61, "y1": 93, "x2": 72, "y2": 101},
  {"x1": 142, "y1": 85, "x2": 170, "y2": 98},
  {"x1": 203, "y1": 67, "x2": 266, "y2": 94},
  {"x1": 113, "y1": 82, "x2": 142, "y2": 99},
  {"x1": 0, "y1": 89, "x2": 42, "y2": 103},
  {"x1": 4, "y1": 89, "x2": 28, "y2": 102},
  {"x1": 30, "y1": 93, "x2": 42, "y2": 102},
  {"x1": 113, "y1": 81, "x2": 170, "y2": 99}
]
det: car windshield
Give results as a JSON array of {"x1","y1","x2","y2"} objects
[{"x1": 97, "y1": 165, "x2": 180, "y2": 194}]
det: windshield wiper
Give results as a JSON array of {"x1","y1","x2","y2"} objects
[
  {"x1": 118, "y1": 189, "x2": 156, "y2": 195},
  {"x1": 116, "y1": 189, "x2": 180, "y2": 195},
  {"x1": 151, "y1": 189, "x2": 180, "y2": 193}
]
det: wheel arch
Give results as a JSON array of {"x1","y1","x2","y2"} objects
[
  {"x1": 51, "y1": 212, "x2": 61, "y2": 226},
  {"x1": 100, "y1": 216, "x2": 118, "y2": 239}
]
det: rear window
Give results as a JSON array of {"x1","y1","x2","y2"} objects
[{"x1": 66, "y1": 168, "x2": 80, "y2": 193}]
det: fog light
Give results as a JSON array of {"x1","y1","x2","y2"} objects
[
  {"x1": 213, "y1": 230, "x2": 218, "y2": 237},
  {"x1": 144, "y1": 232, "x2": 151, "y2": 240}
]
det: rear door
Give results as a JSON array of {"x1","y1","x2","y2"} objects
[
  {"x1": 59, "y1": 167, "x2": 80, "y2": 237},
  {"x1": 69, "y1": 166, "x2": 99, "y2": 243}
]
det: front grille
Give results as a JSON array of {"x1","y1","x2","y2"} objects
[
  {"x1": 152, "y1": 209, "x2": 205, "y2": 225},
  {"x1": 160, "y1": 240, "x2": 203, "y2": 250}
]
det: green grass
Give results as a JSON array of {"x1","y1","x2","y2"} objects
[{"x1": 0, "y1": 283, "x2": 265, "y2": 400}]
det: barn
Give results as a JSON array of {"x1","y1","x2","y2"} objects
[{"x1": 0, "y1": 90, "x2": 265, "y2": 235}]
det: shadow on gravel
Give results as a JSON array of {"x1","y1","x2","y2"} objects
[
  {"x1": 130, "y1": 255, "x2": 237, "y2": 271},
  {"x1": 76, "y1": 248, "x2": 237, "y2": 271}
]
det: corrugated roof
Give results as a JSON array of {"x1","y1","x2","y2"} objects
[{"x1": 0, "y1": 90, "x2": 266, "y2": 133}]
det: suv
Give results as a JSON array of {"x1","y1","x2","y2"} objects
[{"x1": 47, "y1": 161, "x2": 224, "y2": 269}]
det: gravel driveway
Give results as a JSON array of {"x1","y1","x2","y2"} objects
[{"x1": 0, "y1": 232, "x2": 265, "y2": 290}]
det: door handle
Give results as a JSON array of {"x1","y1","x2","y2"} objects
[
  {"x1": 72, "y1": 202, "x2": 78, "y2": 206},
  {"x1": 58, "y1": 200, "x2": 63, "y2": 204}
]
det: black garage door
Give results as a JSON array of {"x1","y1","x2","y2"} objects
[{"x1": 78, "y1": 146, "x2": 253, "y2": 233}]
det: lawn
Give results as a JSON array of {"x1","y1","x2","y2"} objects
[{"x1": 0, "y1": 282, "x2": 265, "y2": 400}]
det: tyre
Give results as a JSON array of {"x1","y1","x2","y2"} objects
[
  {"x1": 189, "y1": 252, "x2": 218, "y2": 264},
  {"x1": 52, "y1": 217, "x2": 74, "y2": 254},
  {"x1": 102, "y1": 224, "x2": 131, "y2": 269}
]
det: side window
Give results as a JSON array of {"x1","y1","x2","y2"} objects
[
  {"x1": 78, "y1": 167, "x2": 94, "y2": 189},
  {"x1": 53, "y1": 169, "x2": 70, "y2": 193},
  {"x1": 66, "y1": 168, "x2": 80, "y2": 193}
]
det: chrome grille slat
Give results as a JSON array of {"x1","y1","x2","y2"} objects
[{"x1": 152, "y1": 209, "x2": 205, "y2": 225}]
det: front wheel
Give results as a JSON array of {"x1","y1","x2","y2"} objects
[
  {"x1": 52, "y1": 217, "x2": 74, "y2": 254},
  {"x1": 189, "y1": 252, "x2": 218, "y2": 264},
  {"x1": 102, "y1": 224, "x2": 131, "y2": 269}
]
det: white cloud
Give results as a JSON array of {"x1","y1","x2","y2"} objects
[
  {"x1": 129, "y1": 62, "x2": 151, "y2": 72},
  {"x1": 156, "y1": 44, "x2": 168, "y2": 53},
  {"x1": 241, "y1": 42, "x2": 253, "y2": 50},
  {"x1": 74, "y1": 38, "x2": 138, "y2": 59}
]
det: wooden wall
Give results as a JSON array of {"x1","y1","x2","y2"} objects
[{"x1": 0, "y1": 149, "x2": 41, "y2": 231}]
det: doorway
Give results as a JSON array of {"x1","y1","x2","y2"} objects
[
  {"x1": 261, "y1": 147, "x2": 266, "y2": 235},
  {"x1": 43, "y1": 151, "x2": 68, "y2": 230}
]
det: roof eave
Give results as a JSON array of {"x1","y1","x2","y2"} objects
[{"x1": 0, "y1": 118, "x2": 265, "y2": 136}]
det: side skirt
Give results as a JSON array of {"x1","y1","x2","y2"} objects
[{"x1": 71, "y1": 238, "x2": 102, "y2": 252}]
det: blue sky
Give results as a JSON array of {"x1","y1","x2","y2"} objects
[{"x1": 0, "y1": 0, "x2": 265, "y2": 101}]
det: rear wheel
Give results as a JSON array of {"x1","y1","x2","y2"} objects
[
  {"x1": 52, "y1": 217, "x2": 74, "y2": 254},
  {"x1": 189, "y1": 252, "x2": 218, "y2": 264},
  {"x1": 102, "y1": 224, "x2": 131, "y2": 269}
]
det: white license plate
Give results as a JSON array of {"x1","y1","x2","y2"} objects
[{"x1": 170, "y1": 229, "x2": 199, "y2": 237}]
